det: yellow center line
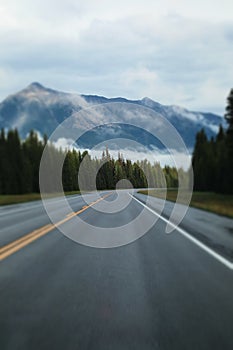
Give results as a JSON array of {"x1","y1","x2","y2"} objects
[
  {"x1": 0, "y1": 224, "x2": 53, "y2": 254},
  {"x1": 0, "y1": 193, "x2": 112, "y2": 261}
]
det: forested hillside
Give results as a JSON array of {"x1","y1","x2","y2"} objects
[
  {"x1": 192, "y1": 88, "x2": 233, "y2": 194},
  {"x1": 0, "y1": 129, "x2": 180, "y2": 194},
  {"x1": 1, "y1": 88, "x2": 232, "y2": 196}
]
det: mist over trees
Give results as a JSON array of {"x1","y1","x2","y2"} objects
[
  {"x1": 0, "y1": 129, "x2": 180, "y2": 195},
  {"x1": 2, "y1": 87, "x2": 232, "y2": 197}
]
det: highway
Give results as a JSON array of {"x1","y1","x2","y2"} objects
[{"x1": 1, "y1": 190, "x2": 233, "y2": 350}]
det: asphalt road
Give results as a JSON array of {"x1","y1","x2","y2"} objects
[{"x1": 1, "y1": 190, "x2": 233, "y2": 350}]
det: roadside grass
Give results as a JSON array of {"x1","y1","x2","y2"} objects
[
  {"x1": 138, "y1": 189, "x2": 233, "y2": 219},
  {"x1": 0, "y1": 191, "x2": 81, "y2": 206},
  {"x1": 2, "y1": 189, "x2": 233, "y2": 219}
]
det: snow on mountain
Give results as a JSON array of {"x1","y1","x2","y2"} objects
[{"x1": 0, "y1": 82, "x2": 225, "y2": 150}]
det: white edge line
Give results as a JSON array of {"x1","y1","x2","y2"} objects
[{"x1": 129, "y1": 194, "x2": 233, "y2": 270}]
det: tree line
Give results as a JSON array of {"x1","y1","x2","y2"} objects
[
  {"x1": 192, "y1": 88, "x2": 233, "y2": 194},
  {"x1": 1, "y1": 88, "x2": 232, "y2": 195},
  {"x1": 0, "y1": 129, "x2": 180, "y2": 194}
]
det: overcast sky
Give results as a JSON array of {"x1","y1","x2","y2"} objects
[{"x1": 0, "y1": 0, "x2": 233, "y2": 114}]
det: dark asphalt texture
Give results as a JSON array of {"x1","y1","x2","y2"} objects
[{"x1": 1, "y1": 191, "x2": 233, "y2": 350}]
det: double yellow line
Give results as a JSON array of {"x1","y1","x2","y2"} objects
[{"x1": 0, "y1": 193, "x2": 112, "y2": 261}]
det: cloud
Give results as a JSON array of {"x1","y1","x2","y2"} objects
[{"x1": 0, "y1": 1, "x2": 233, "y2": 114}]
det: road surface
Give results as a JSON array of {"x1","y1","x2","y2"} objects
[{"x1": 1, "y1": 190, "x2": 233, "y2": 350}]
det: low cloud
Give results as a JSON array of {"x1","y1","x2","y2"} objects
[{"x1": 53, "y1": 136, "x2": 192, "y2": 170}]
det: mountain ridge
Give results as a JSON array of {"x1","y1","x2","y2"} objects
[{"x1": 0, "y1": 82, "x2": 225, "y2": 150}]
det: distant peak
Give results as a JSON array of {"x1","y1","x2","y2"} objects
[
  {"x1": 142, "y1": 96, "x2": 153, "y2": 102},
  {"x1": 28, "y1": 82, "x2": 45, "y2": 90},
  {"x1": 141, "y1": 96, "x2": 161, "y2": 107}
]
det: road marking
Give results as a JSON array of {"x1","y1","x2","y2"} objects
[
  {"x1": 0, "y1": 193, "x2": 112, "y2": 261},
  {"x1": 130, "y1": 194, "x2": 233, "y2": 270},
  {"x1": 0, "y1": 194, "x2": 82, "y2": 217}
]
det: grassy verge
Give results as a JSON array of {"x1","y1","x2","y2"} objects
[
  {"x1": 0, "y1": 191, "x2": 81, "y2": 206},
  {"x1": 138, "y1": 189, "x2": 233, "y2": 219}
]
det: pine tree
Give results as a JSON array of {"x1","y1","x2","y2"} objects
[
  {"x1": 225, "y1": 88, "x2": 233, "y2": 131},
  {"x1": 0, "y1": 129, "x2": 6, "y2": 193},
  {"x1": 215, "y1": 125, "x2": 227, "y2": 193},
  {"x1": 23, "y1": 130, "x2": 44, "y2": 192},
  {"x1": 5, "y1": 129, "x2": 24, "y2": 194},
  {"x1": 192, "y1": 129, "x2": 210, "y2": 191},
  {"x1": 224, "y1": 89, "x2": 233, "y2": 193}
]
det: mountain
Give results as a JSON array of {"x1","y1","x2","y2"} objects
[{"x1": 0, "y1": 82, "x2": 225, "y2": 150}]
